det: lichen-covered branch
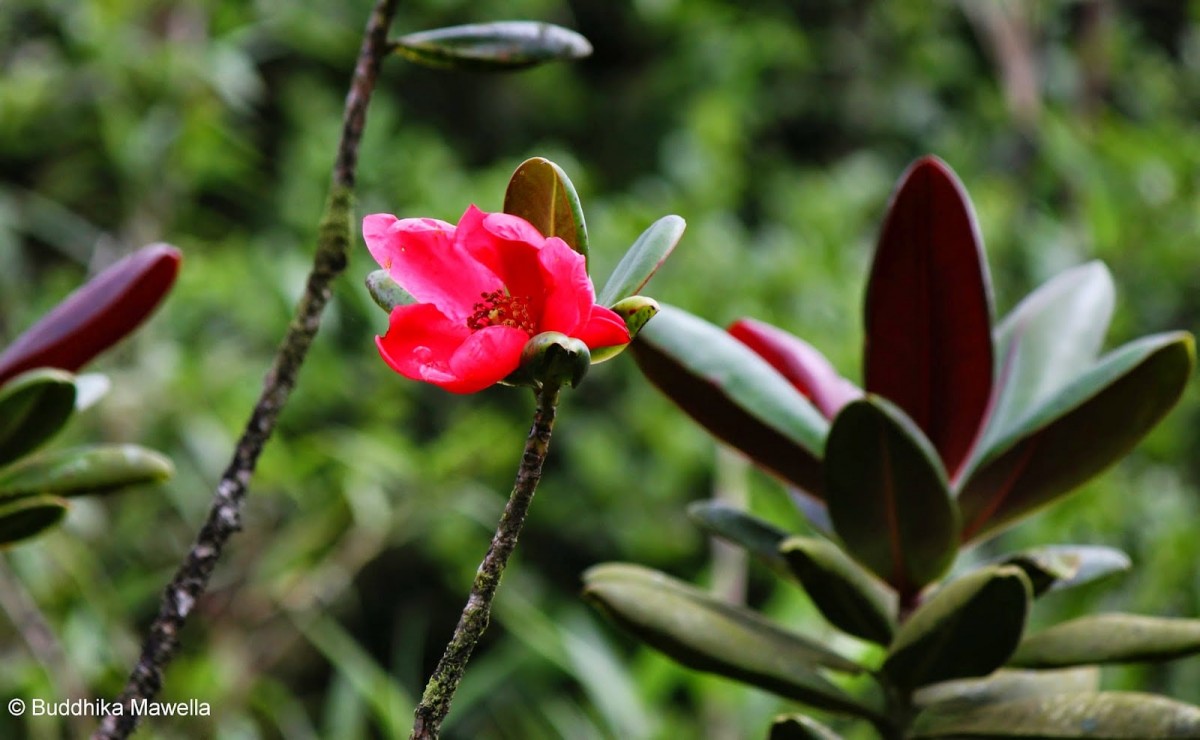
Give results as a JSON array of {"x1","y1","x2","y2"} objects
[
  {"x1": 92, "y1": 1, "x2": 400, "y2": 736},
  {"x1": 410, "y1": 383, "x2": 563, "y2": 739}
]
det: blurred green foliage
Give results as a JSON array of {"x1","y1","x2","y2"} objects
[{"x1": 1, "y1": 1, "x2": 1198, "y2": 738}]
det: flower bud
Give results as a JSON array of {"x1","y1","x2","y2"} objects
[{"x1": 591, "y1": 296, "x2": 660, "y2": 364}]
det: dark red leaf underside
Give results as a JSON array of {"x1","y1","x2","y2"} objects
[
  {"x1": 864, "y1": 156, "x2": 993, "y2": 479},
  {"x1": 0, "y1": 244, "x2": 181, "y2": 385}
]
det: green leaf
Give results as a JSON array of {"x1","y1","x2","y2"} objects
[
  {"x1": 0, "y1": 444, "x2": 173, "y2": 500},
  {"x1": 969, "y1": 262, "x2": 1115, "y2": 473},
  {"x1": 364, "y1": 269, "x2": 416, "y2": 313},
  {"x1": 779, "y1": 536, "x2": 896, "y2": 645},
  {"x1": 915, "y1": 667, "x2": 1100, "y2": 710},
  {"x1": 687, "y1": 501, "x2": 792, "y2": 574},
  {"x1": 958, "y1": 332, "x2": 1194, "y2": 542},
  {"x1": 597, "y1": 215, "x2": 686, "y2": 306},
  {"x1": 824, "y1": 397, "x2": 959, "y2": 593},
  {"x1": 503, "y1": 157, "x2": 588, "y2": 262},
  {"x1": 0, "y1": 494, "x2": 68, "y2": 546},
  {"x1": 1010, "y1": 614, "x2": 1200, "y2": 668},
  {"x1": 0, "y1": 368, "x2": 77, "y2": 466},
  {"x1": 769, "y1": 714, "x2": 843, "y2": 740},
  {"x1": 998, "y1": 545, "x2": 1130, "y2": 597},
  {"x1": 582, "y1": 563, "x2": 883, "y2": 720},
  {"x1": 393, "y1": 21, "x2": 592, "y2": 72},
  {"x1": 911, "y1": 691, "x2": 1200, "y2": 738},
  {"x1": 883, "y1": 565, "x2": 1031, "y2": 690},
  {"x1": 632, "y1": 305, "x2": 828, "y2": 496}
]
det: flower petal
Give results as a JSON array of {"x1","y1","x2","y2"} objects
[
  {"x1": 376, "y1": 303, "x2": 471, "y2": 388},
  {"x1": 363, "y1": 212, "x2": 500, "y2": 323},
  {"x1": 538, "y1": 236, "x2": 594, "y2": 335},
  {"x1": 446, "y1": 325, "x2": 529, "y2": 393},
  {"x1": 575, "y1": 305, "x2": 631, "y2": 350},
  {"x1": 455, "y1": 206, "x2": 546, "y2": 302}
]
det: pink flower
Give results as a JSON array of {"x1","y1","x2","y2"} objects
[{"x1": 364, "y1": 205, "x2": 631, "y2": 393}]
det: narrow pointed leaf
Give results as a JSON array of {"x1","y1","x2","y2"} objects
[
  {"x1": 503, "y1": 157, "x2": 588, "y2": 261},
  {"x1": 0, "y1": 444, "x2": 173, "y2": 500},
  {"x1": 687, "y1": 501, "x2": 791, "y2": 573},
  {"x1": 1010, "y1": 614, "x2": 1200, "y2": 668},
  {"x1": 769, "y1": 714, "x2": 843, "y2": 740},
  {"x1": 0, "y1": 495, "x2": 68, "y2": 546},
  {"x1": 393, "y1": 22, "x2": 592, "y2": 72},
  {"x1": 883, "y1": 565, "x2": 1031, "y2": 690},
  {"x1": 365, "y1": 269, "x2": 416, "y2": 313},
  {"x1": 912, "y1": 692, "x2": 1200, "y2": 738},
  {"x1": 0, "y1": 243, "x2": 180, "y2": 385},
  {"x1": 824, "y1": 397, "x2": 958, "y2": 592},
  {"x1": 998, "y1": 545, "x2": 1130, "y2": 597},
  {"x1": 915, "y1": 667, "x2": 1100, "y2": 710},
  {"x1": 597, "y1": 215, "x2": 685, "y2": 306},
  {"x1": 970, "y1": 262, "x2": 1115, "y2": 472},
  {"x1": 864, "y1": 156, "x2": 993, "y2": 479},
  {"x1": 0, "y1": 368, "x2": 77, "y2": 466},
  {"x1": 632, "y1": 305, "x2": 828, "y2": 496},
  {"x1": 779, "y1": 535, "x2": 896, "y2": 645},
  {"x1": 958, "y1": 332, "x2": 1194, "y2": 542},
  {"x1": 582, "y1": 563, "x2": 883, "y2": 720},
  {"x1": 729, "y1": 318, "x2": 861, "y2": 419}
]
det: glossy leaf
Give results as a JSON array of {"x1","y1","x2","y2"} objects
[
  {"x1": 590, "y1": 296, "x2": 659, "y2": 364},
  {"x1": 393, "y1": 22, "x2": 592, "y2": 72},
  {"x1": 1010, "y1": 614, "x2": 1200, "y2": 668},
  {"x1": 998, "y1": 545, "x2": 1130, "y2": 597},
  {"x1": 769, "y1": 714, "x2": 843, "y2": 740},
  {"x1": 632, "y1": 305, "x2": 828, "y2": 497},
  {"x1": 824, "y1": 397, "x2": 959, "y2": 592},
  {"x1": 779, "y1": 535, "x2": 896, "y2": 645},
  {"x1": 0, "y1": 495, "x2": 68, "y2": 546},
  {"x1": 958, "y1": 332, "x2": 1194, "y2": 541},
  {"x1": 597, "y1": 215, "x2": 686, "y2": 306},
  {"x1": 0, "y1": 368, "x2": 77, "y2": 466},
  {"x1": 883, "y1": 565, "x2": 1031, "y2": 690},
  {"x1": 729, "y1": 318, "x2": 860, "y2": 419},
  {"x1": 503, "y1": 157, "x2": 588, "y2": 261},
  {"x1": 365, "y1": 269, "x2": 416, "y2": 313},
  {"x1": 0, "y1": 444, "x2": 173, "y2": 500},
  {"x1": 582, "y1": 563, "x2": 884, "y2": 720},
  {"x1": 969, "y1": 262, "x2": 1114, "y2": 473},
  {"x1": 0, "y1": 243, "x2": 180, "y2": 385},
  {"x1": 687, "y1": 501, "x2": 791, "y2": 574},
  {"x1": 911, "y1": 691, "x2": 1200, "y2": 738},
  {"x1": 864, "y1": 156, "x2": 993, "y2": 480},
  {"x1": 914, "y1": 667, "x2": 1100, "y2": 710}
]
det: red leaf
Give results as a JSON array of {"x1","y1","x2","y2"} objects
[
  {"x1": 0, "y1": 244, "x2": 181, "y2": 385},
  {"x1": 864, "y1": 156, "x2": 993, "y2": 479},
  {"x1": 729, "y1": 318, "x2": 861, "y2": 419}
]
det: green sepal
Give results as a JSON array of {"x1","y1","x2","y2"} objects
[
  {"x1": 997, "y1": 544, "x2": 1130, "y2": 597},
  {"x1": 824, "y1": 397, "x2": 959, "y2": 593},
  {"x1": 503, "y1": 332, "x2": 590, "y2": 389},
  {"x1": 0, "y1": 444, "x2": 173, "y2": 501},
  {"x1": 779, "y1": 535, "x2": 896, "y2": 645},
  {"x1": 768, "y1": 714, "x2": 843, "y2": 740},
  {"x1": 597, "y1": 215, "x2": 686, "y2": 307},
  {"x1": 911, "y1": 691, "x2": 1200, "y2": 738},
  {"x1": 1009, "y1": 614, "x2": 1200, "y2": 668},
  {"x1": 365, "y1": 270, "x2": 416, "y2": 314},
  {"x1": 393, "y1": 22, "x2": 592, "y2": 72},
  {"x1": 504, "y1": 157, "x2": 588, "y2": 262},
  {"x1": 687, "y1": 501, "x2": 791, "y2": 575},
  {"x1": 914, "y1": 667, "x2": 1100, "y2": 710},
  {"x1": 582, "y1": 563, "x2": 884, "y2": 721},
  {"x1": 590, "y1": 296, "x2": 659, "y2": 364},
  {"x1": 0, "y1": 368, "x2": 77, "y2": 466},
  {"x1": 0, "y1": 494, "x2": 69, "y2": 546},
  {"x1": 883, "y1": 565, "x2": 1031, "y2": 690}
]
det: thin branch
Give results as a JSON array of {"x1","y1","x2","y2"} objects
[
  {"x1": 92, "y1": 1, "x2": 400, "y2": 736},
  {"x1": 410, "y1": 383, "x2": 563, "y2": 739}
]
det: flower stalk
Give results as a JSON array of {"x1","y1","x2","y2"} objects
[{"x1": 410, "y1": 382, "x2": 562, "y2": 739}]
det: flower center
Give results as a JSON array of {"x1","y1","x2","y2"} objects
[{"x1": 467, "y1": 290, "x2": 535, "y2": 333}]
